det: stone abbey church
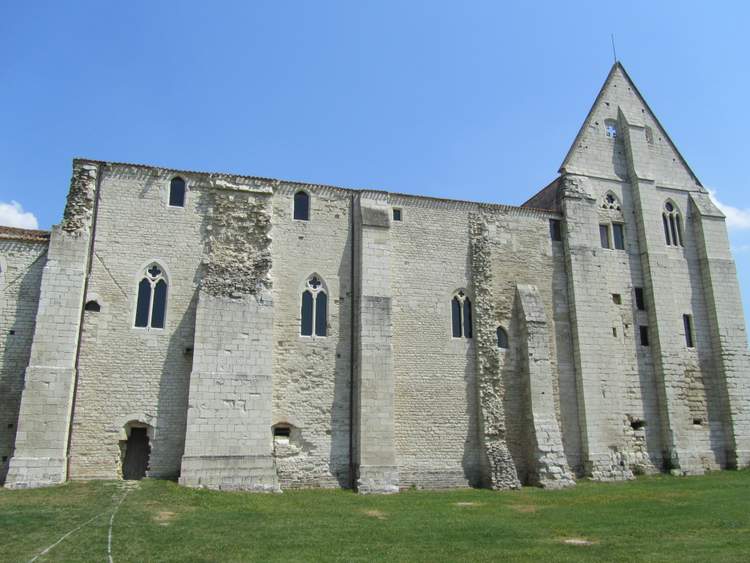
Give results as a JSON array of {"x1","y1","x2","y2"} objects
[{"x1": 1, "y1": 63, "x2": 749, "y2": 493}]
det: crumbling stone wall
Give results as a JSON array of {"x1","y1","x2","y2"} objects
[
  {"x1": 61, "y1": 161, "x2": 97, "y2": 233},
  {"x1": 468, "y1": 213, "x2": 520, "y2": 489},
  {"x1": 200, "y1": 182, "x2": 272, "y2": 297}
]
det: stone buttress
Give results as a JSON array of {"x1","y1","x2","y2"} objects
[
  {"x1": 516, "y1": 284, "x2": 575, "y2": 488},
  {"x1": 353, "y1": 194, "x2": 399, "y2": 493},
  {"x1": 178, "y1": 181, "x2": 279, "y2": 491},
  {"x1": 5, "y1": 161, "x2": 98, "y2": 488}
]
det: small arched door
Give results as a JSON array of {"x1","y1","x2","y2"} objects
[{"x1": 122, "y1": 427, "x2": 150, "y2": 480}]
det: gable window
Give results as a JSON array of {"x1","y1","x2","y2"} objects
[
  {"x1": 294, "y1": 190, "x2": 310, "y2": 221},
  {"x1": 451, "y1": 290, "x2": 472, "y2": 339},
  {"x1": 169, "y1": 177, "x2": 186, "y2": 207},
  {"x1": 135, "y1": 263, "x2": 168, "y2": 329},
  {"x1": 605, "y1": 119, "x2": 618, "y2": 139},
  {"x1": 496, "y1": 326, "x2": 509, "y2": 349},
  {"x1": 549, "y1": 219, "x2": 562, "y2": 241},
  {"x1": 301, "y1": 275, "x2": 327, "y2": 336},
  {"x1": 662, "y1": 201, "x2": 684, "y2": 247},
  {"x1": 683, "y1": 314, "x2": 694, "y2": 348}
]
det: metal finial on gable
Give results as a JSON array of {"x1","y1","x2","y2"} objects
[{"x1": 611, "y1": 34, "x2": 618, "y2": 63}]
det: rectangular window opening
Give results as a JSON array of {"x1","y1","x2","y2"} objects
[
  {"x1": 613, "y1": 223, "x2": 625, "y2": 250},
  {"x1": 612, "y1": 293, "x2": 622, "y2": 305},
  {"x1": 549, "y1": 219, "x2": 562, "y2": 241},
  {"x1": 393, "y1": 208, "x2": 402, "y2": 221},
  {"x1": 635, "y1": 287, "x2": 646, "y2": 311},
  {"x1": 612, "y1": 327, "x2": 618, "y2": 337},
  {"x1": 599, "y1": 224, "x2": 611, "y2": 249},
  {"x1": 639, "y1": 325, "x2": 650, "y2": 347},
  {"x1": 683, "y1": 314, "x2": 694, "y2": 348},
  {"x1": 693, "y1": 418, "x2": 703, "y2": 426}
]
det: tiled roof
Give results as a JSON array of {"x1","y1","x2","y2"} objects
[{"x1": 0, "y1": 226, "x2": 51, "y2": 242}]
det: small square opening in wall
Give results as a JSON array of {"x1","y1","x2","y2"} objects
[
  {"x1": 639, "y1": 325, "x2": 650, "y2": 346},
  {"x1": 1, "y1": 456, "x2": 6, "y2": 462},
  {"x1": 630, "y1": 419, "x2": 646, "y2": 430},
  {"x1": 393, "y1": 208, "x2": 402, "y2": 221},
  {"x1": 612, "y1": 293, "x2": 622, "y2": 305},
  {"x1": 693, "y1": 418, "x2": 703, "y2": 426},
  {"x1": 7, "y1": 423, "x2": 13, "y2": 429}
]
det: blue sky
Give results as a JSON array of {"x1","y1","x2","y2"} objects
[{"x1": 1, "y1": 1, "x2": 749, "y2": 335}]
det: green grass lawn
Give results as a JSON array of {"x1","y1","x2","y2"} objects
[{"x1": 2, "y1": 471, "x2": 749, "y2": 562}]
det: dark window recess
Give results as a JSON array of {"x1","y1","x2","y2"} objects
[
  {"x1": 635, "y1": 287, "x2": 646, "y2": 311},
  {"x1": 7, "y1": 423, "x2": 13, "y2": 429},
  {"x1": 549, "y1": 219, "x2": 562, "y2": 241},
  {"x1": 683, "y1": 314, "x2": 694, "y2": 348},
  {"x1": 497, "y1": 326, "x2": 509, "y2": 349},
  {"x1": 393, "y1": 208, "x2": 402, "y2": 221},
  {"x1": 294, "y1": 191, "x2": 310, "y2": 221},
  {"x1": 612, "y1": 327, "x2": 618, "y2": 337},
  {"x1": 451, "y1": 297, "x2": 462, "y2": 338},
  {"x1": 639, "y1": 325, "x2": 650, "y2": 346},
  {"x1": 599, "y1": 224, "x2": 611, "y2": 249},
  {"x1": 612, "y1": 223, "x2": 625, "y2": 250},
  {"x1": 84, "y1": 300, "x2": 101, "y2": 312},
  {"x1": 463, "y1": 298, "x2": 473, "y2": 339},
  {"x1": 273, "y1": 426, "x2": 291, "y2": 438},
  {"x1": 135, "y1": 278, "x2": 151, "y2": 327},
  {"x1": 612, "y1": 294, "x2": 622, "y2": 305},
  {"x1": 9, "y1": 330, "x2": 15, "y2": 335},
  {"x1": 693, "y1": 418, "x2": 703, "y2": 426},
  {"x1": 1, "y1": 456, "x2": 6, "y2": 462},
  {"x1": 315, "y1": 291, "x2": 327, "y2": 337},
  {"x1": 301, "y1": 290, "x2": 314, "y2": 336},
  {"x1": 151, "y1": 280, "x2": 167, "y2": 329},
  {"x1": 169, "y1": 177, "x2": 186, "y2": 207}
]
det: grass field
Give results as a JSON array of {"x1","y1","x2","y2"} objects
[{"x1": 1, "y1": 471, "x2": 749, "y2": 562}]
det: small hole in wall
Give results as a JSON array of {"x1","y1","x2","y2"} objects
[
  {"x1": 274, "y1": 426, "x2": 290, "y2": 437},
  {"x1": 693, "y1": 418, "x2": 703, "y2": 426},
  {"x1": 9, "y1": 330, "x2": 15, "y2": 335},
  {"x1": 612, "y1": 327, "x2": 618, "y2": 337},
  {"x1": 184, "y1": 347, "x2": 193, "y2": 355},
  {"x1": 630, "y1": 419, "x2": 646, "y2": 430},
  {"x1": 84, "y1": 300, "x2": 101, "y2": 312},
  {"x1": 7, "y1": 423, "x2": 13, "y2": 429},
  {"x1": 1, "y1": 456, "x2": 7, "y2": 462},
  {"x1": 612, "y1": 293, "x2": 622, "y2": 305}
]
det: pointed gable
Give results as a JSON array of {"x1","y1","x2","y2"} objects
[{"x1": 560, "y1": 63, "x2": 701, "y2": 189}]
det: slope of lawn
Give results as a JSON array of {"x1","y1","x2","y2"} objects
[{"x1": 1, "y1": 470, "x2": 748, "y2": 562}]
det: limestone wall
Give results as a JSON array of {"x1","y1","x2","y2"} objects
[
  {"x1": 0, "y1": 235, "x2": 47, "y2": 483},
  {"x1": 68, "y1": 164, "x2": 204, "y2": 479},
  {"x1": 270, "y1": 185, "x2": 353, "y2": 489}
]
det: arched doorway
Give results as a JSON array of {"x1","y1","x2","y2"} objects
[{"x1": 121, "y1": 423, "x2": 151, "y2": 480}]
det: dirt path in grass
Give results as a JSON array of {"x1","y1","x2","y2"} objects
[{"x1": 27, "y1": 481, "x2": 139, "y2": 563}]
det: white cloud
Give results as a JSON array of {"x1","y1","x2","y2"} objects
[
  {"x1": 0, "y1": 201, "x2": 39, "y2": 229},
  {"x1": 708, "y1": 189, "x2": 750, "y2": 230}
]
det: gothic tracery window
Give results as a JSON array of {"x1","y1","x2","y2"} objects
[
  {"x1": 451, "y1": 290, "x2": 472, "y2": 339},
  {"x1": 135, "y1": 263, "x2": 168, "y2": 328},
  {"x1": 662, "y1": 200, "x2": 684, "y2": 247},
  {"x1": 301, "y1": 275, "x2": 327, "y2": 336}
]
